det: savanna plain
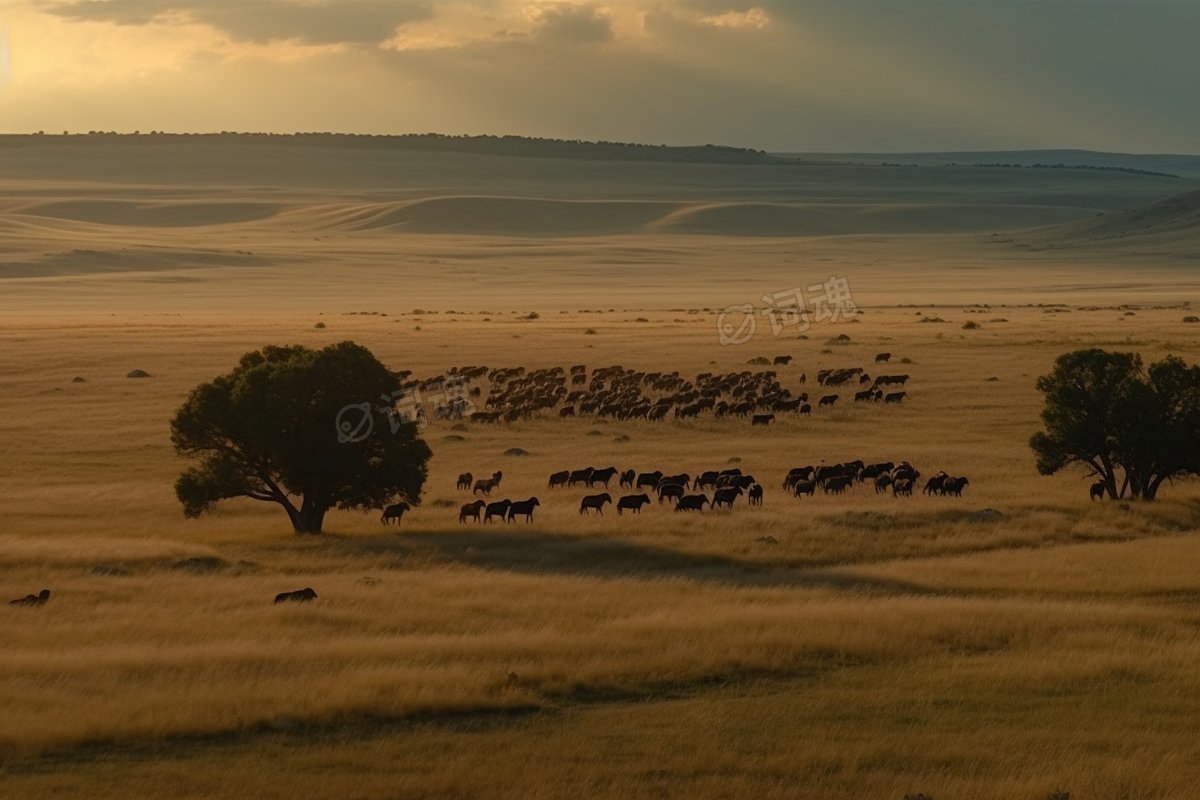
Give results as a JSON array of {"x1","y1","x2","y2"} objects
[{"x1": 2, "y1": 138, "x2": 1200, "y2": 800}]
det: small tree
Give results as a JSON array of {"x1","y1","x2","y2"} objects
[
  {"x1": 1031, "y1": 349, "x2": 1200, "y2": 500},
  {"x1": 171, "y1": 342, "x2": 430, "y2": 533}
]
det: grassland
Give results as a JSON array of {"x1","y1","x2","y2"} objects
[{"x1": 2, "y1": 306, "x2": 1200, "y2": 799}]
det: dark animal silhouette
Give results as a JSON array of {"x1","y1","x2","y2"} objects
[
  {"x1": 473, "y1": 471, "x2": 503, "y2": 495},
  {"x1": 619, "y1": 469, "x2": 636, "y2": 489},
  {"x1": 381, "y1": 502, "x2": 410, "y2": 525},
  {"x1": 751, "y1": 414, "x2": 775, "y2": 426},
  {"x1": 824, "y1": 475, "x2": 853, "y2": 494},
  {"x1": 507, "y1": 497, "x2": 541, "y2": 522},
  {"x1": 773, "y1": 355, "x2": 793, "y2": 365},
  {"x1": 274, "y1": 588, "x2": 317, "y2": 604},
  {"x1": 9, "y1": 589, "x2": 50, "y2": 607},
  {"x1": 1089, "y1": 481, "x2": 1106, "y2": 501},
  {"x1": 580, "y1": 493, "x2": 612, "y2": 515},
  {"x1": 657, "y1": 483, "x2": 685, "y2": 504},
  {"x1": 748, "y1": 484, "x2": 763, "y2": 506},
  {"x1": 456, "y1": 472, "x2": 473, "y2": 490},
  {"x1": 459, "y1": 499, "x2": 485, "y2": 523},
  {"x1": 885, "y1": 391, "x2": 907, "y2": 404},
  {"x1": 588, "y1": 466, "x2": 619, "y2": 487},
  {"x1": 548, "y1": 470, "x2": 570, "y2": 488},
  {"x1": 875, "y1": 352, "x2": 891, "y2": 363},
  {"x1": 893, "y1": 478, "x2": 915, "y2": 496},
  {"x1": 943, "y1": 476, "x2": 969, "y2": 496},
  {"x1": 636, "y1": 471, "x2": 663, "y2": 489},
  {"x1": 617, "y1": 494, "x2": 651, "y2": 514},
  {"x1": 819, "y1": 394, "x2": 839, "y2": 407},
  {"x1": 793, "y1": 480, "x2": 816, "y2": 497},
  {"x1": 675, "y1": 494, "x2": 709, "y2": 512},
  {"x1": 923, "y1": 472, "x2": 948, "y2": 495},
  {"x1": 484, "y1": 499, "x2": 512, "y2": 523},
  {"x1": 712, "y1": 487, "x2": 743, "y2": 509},
  {"x1": 568, "y1": 468, "x2": 594, "y2": 487}
]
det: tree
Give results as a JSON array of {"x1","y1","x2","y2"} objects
[
  {"x1": 171, "y1": 342, "x2": 430, "y2": 533},
  {"x1": 1031, "y1": 349, "x2": 1200, "y2": 500}
]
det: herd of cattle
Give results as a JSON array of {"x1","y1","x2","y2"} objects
[
  {"x1": 398, "y1": 357, "x2": 913, "y2": 426},
  {"x1": 384, "y1": 462, "x2": 971, "y2": 525}
]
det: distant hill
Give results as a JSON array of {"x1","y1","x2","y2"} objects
[
  {"x1": 789, "y1": 149, "x2": 1200, "y2": 179},
  {"x1": 0, "y1": 132, "x2": 788, "y2": 167},
  {"x1": 1031, "y1": 187, "x2": 1200, "y2": 250}
]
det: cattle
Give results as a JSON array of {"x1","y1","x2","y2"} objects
[
  {"x1": 456, "y1": 472, "x2": 473, "y2": 490},
  {"x1": 712, "y1": 487, "x2": 743, "y2": 509},
  {"x1": 1090, "y1": 481, "x2": 1106, "y2": 501},
  {"x1": 548, "y1": 470, "x2": 570, "y2": 488},
  {"x1": 381, "y1": 502, "x2": 410, "y2": 526},
  {"x1": 9, "y1": 589, "x2": 50, "y2": 607},
  {"x1": 274, "y1": 588, "x2": 317, "y2": 604},
  {"x1": 660, "y1": 473, "x2": 691, "y2": 490},
  {"x1": 580, "y1": 493, "x2": 612, "y2": 515},
  {"x1": 799, "y1": 403, "x2": 812, "y2": 415},
  {"x1": 943, "y1": 477, "x2": 969, "y2": 497},
  {"x1": 885, "y1": 391, "x2": 907, "y2": 404},
  {"x1": 657, "y1": 483, "x2": 686, "y2": 504},
  {"x1": 818, "y1": 394, "x2": 839, "y2": 407},
  {"x1": 675, "y1": 494, "x2": 710, "y2": 512},
  {"x1": 875, "y1": 352, "x2": 891, "y2": 363},
  {"x1": 588, "y1": 467, "x2": 619, "y2": 488},
  {"x1": 568, "y1": 468, "x2": 594, "y2": 487},
  {"x1": 893, "y1": 478, "x2": 915, "y2": 497},
  {"x1": 459, "y1": 499, "x2": 485, "y2": 523},
  {"x1": 793, "y1": 480, "x2": 816, "y2": 498},
  {"x1": 773, "y1": 355, "x2": 793, "y2": 365},
  {"x1": 874, "y1": 474, "x2": 893, "y2": 494},
  {"x1": 473, "y1": 471, "x2": 503, "y2": 495},
  {"x1": 824, "y1": 475, "x2": 853, "y2": 495},
  {"x1": 559, "y1": 406, "x2": 576, "y2": 418},
  {"x1": 784, "y1": 466, "x2": 814, "y2": 490},
  {"x1": 617, "y1": 494, "x2": 651, "y2": 514},
  {"x1": 507, "y1": 497, "x2": 541, "y2": 523},
  {"x1": 636, "y1": 471, "x2": 663, "y2": 489},
  {"x1": 484, "y1": 499, "x2": 512, "y2": 523},
  {"x1": 619, "y1": 469, "x2": 636, "y2": 489},
  {"x1": 751, "y1": 414, "x2": 775, "y2": 426},
  {"x1": 748, "y1": 484, "x2": 763, "y2": 506}
]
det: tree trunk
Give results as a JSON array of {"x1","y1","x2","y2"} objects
[{"x1": 292, "y1": 499, "x2": 327, "y2": 535}]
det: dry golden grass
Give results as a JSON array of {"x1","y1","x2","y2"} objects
[{"x1": 2, "y1": 306, "x2": 1200, "y2": 799}]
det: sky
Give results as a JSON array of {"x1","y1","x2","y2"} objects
[{"x1": 0, "y1": 0, "x2": 1196, "y2": 152}]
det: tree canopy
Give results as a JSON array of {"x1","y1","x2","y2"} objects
[
  {"x1": 1030, "y1": 349, "x2": 1200, "y2": 500},
  {"x1": 171, "y1": 342, "x2": 430, "y2": 534}
]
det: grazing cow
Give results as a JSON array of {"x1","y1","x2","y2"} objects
[
  {"x1": 893, "y1": 478, "x2": 915, "y2": 497},
  {"x1": 923, "y1": 473, "x2": 948, "y2": 495},
  {"x1": 484, "y1": 499, "x2": 512, "y2": 523},
  {"x1": 875, "y1": 352, "x2": 892, "y2": 363},
  {"x1": 619, "y1": 469, "x2": 636, "y2": 489},
  {"x1": 874, "y1": 474, "x2": 893, "y2": 494},
  {"x1": 568, "y1": 468, "x2": 594, "y2": 487},
  {"x1": 657, "y1": 483, "x2": 686, "y2": 504},
  {"x1": 748, "y1": 484, "x2": 763, "y2": 506},
  {"x1": 675, "y1": 494, "x2": 710, "y2": 512},
  {"x1": 799, "y1": 403, "x2": 812, "y2": 415},
  {"x1": 548, "y1": 470, "x2": 570, "y2": 488},
  {"x1": 793, "y1": 480, "x2": 816, "y2": 497},
  {"x1": 473, "y1": 471, "x2": 503, "y2": 495},
  {"x1": 773, "y1": 355, "x2": 793, "y2": 365},
  {"x1": 459, "y1": 499, "x2": 485, "y2": 523},
  {"x1": 559, "y1": 406, "x2": 576, "y2": 418},
  {"x1": 819, "y1": 395, "x2": 839, "y2": 407},
  {"x1": 507, "y1": 498, "x2": 541, "y2": 523},
  {"x1": 580, "y1": 493, "x2": 612, "y2": 515},
  {"x1": 660, "y1": 473, "x2": 691, "y2": 490},
  {"x1": 456, "y1": 472, "x2": 473, "y2": 490},
  {"x1": 9, "y1": 589, "x2": 50, "y2": 607},
  {"x1": 381, "y1": 502, "x2": 410, "y2": 526},
  {"x1": 637, "y1": 471, "x2": 663, "y2": 489},
  {"x1": 712, "y1": 487, "x2": 743, "y2": 509},
  {"x1": 274, "y1": 588, "x2": 317, "y2": 604},
  {"x1": 943, "y1": 477, "x2": 969, "y2": 497},
  {"x1": 824, "y1": 475, "x2": 853, "y2": 495},
  {"x1": 751, "y1": 414, "x2": 775, "y2": 426},
  {"x1": 617, "y1": 494, "x2": 651, "y2": 515},
  {"x1": 1089, "y1": 481, "x2": 1106, "y2": 501},
  {"x1": 588, "y1": 467, "x2": 619, "y2": 488},
  {"x1": 884, "y1": 391, "x2": 907, "y2": 404}
]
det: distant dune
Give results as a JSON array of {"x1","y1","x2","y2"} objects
[{"x1": 1023, "y1": 188, "x2": 1200, "y2": 255}]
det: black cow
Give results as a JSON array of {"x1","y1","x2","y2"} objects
[
  {"x1": 459, "y1": 499, "x2": 485, "y2": 523},
  {"x1": 548, "y1": 470, "x2": 570, "y2": 488},
  {"x1": 658, "y1": 483, "x2": 686, "y2": 504},
  {"x1": 456, "y1": 472, "x2": 473, "y2": 490},
  {"x1": 748, "y1": 484, "x2": 763, "y2": 506},
  {"x1": 589, "y1": 467, "x2": 619, "y2": 488},
  {"x1": 943, "y1": 477, "x2": 969, "y2": 497},
  {"x1": 675, "y1": 494, "x2": 710, "y2": 512},
  {"x1": 712, "y1": 487, "x2": 743, "y2": 509},
  {"x1": 793, "y1": 480, "x2": 816, "y2": 497},
  {"x1": 9, "y1": 589, "x2": 50, "y2": 607},
  {"x1": 824, "y1": 475, "x2": 853, "y2": 494},
  {"x1": 637, "y1": 471, "x2": 663, "y2": 489},
  {"x1": 381, "y1": 502, "x2": 410, "y2": 525},
  {"x1": 274, "y1": 588, "x2": 317, "y2": 604},
  {"x1": 580, "y1": 493, "x2": 612, "y2": 515},
  {"x1": 484, "y1": 499, "x2": 512, "y2": 523},
  {"x1": 819, "y1": 395, "x2": 838, "y2": 407},
  {"x1": 617, "y1": 494, "x2": 651, "y2": 515},
  {"x1": 619, "y1": 469, "x2": 636, "y2": 489},
  {"x1": 507, "y1": 497, "x2": 541, "y2": 522},
  {"x1": 885, "y1": 391, "x2": 907, "y2": 404},
  {"x1": 1089, "y1": 481, "x2": 1106, "y2": 501},
  {"x1": 752, "y1": 414, "x2": 775, "y2": 426}
]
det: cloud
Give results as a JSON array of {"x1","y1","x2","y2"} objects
[
  {"x1": 528, "y1": 3, "x2": 615, "y2": 43},
  {"x1": 38, "y1": 0, "x2": 435, "y2": 45},
  {"x1": 698, "y1": 7, "x2": 769, "y2": 30}
]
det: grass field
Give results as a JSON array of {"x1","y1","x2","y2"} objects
[{"x1": 3, "y1": 306, "x2": 1200, "y2": 799}]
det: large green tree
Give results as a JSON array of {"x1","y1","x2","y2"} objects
[
  {"x1": 1031, "y1": 349, "x2": 1200, "y2": 500},
  {"x1": 171, "y1": 342, "x2": 430, "y2": 533}
]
